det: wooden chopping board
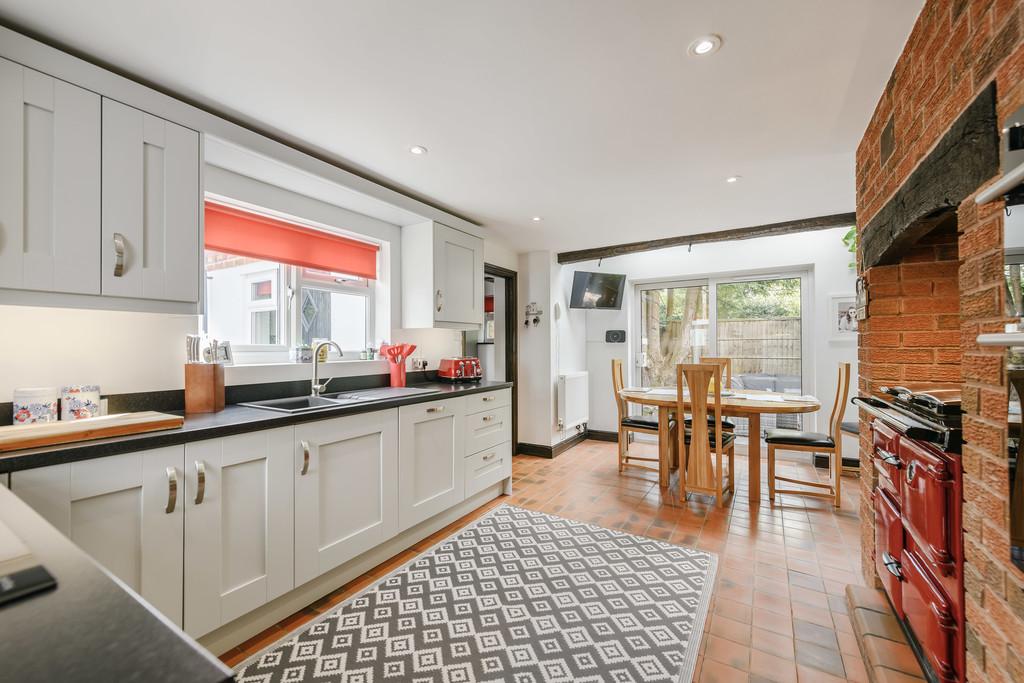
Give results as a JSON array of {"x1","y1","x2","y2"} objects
[{"x1": 0, "y1": 412, "x2": 184, "y2": 452}]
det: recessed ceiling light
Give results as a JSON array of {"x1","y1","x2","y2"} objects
[
  {"x1": 409, "y1": 145, "x2": 428, "y2": 155},
  {"x1": 726, "y1": 175, "x2": 741, "y2": 183},
  {"x1": 532, "y1": 216, "x2": 543, "y2": 222},
  {"x1": 688, "y1": 34, "x2": 722, "y2": 56}
]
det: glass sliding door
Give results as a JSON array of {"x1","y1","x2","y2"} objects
[
  {"x1": 714, "y1": 276, "x2": 804, "y2": 435},
  {"x1": 637, "y1": 281, "x2": 710, "y2": 388}
]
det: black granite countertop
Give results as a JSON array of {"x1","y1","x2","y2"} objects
[
  {"x1": 0, "y1": 381, "x2": 513, "y2": 473},
  {"x1": 0, "y1": 484, "x2": 233, "y2": 682}
]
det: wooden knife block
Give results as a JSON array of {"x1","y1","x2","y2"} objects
[{"x1": 185, "y1": 363, "x2": 225, "y2": 414}]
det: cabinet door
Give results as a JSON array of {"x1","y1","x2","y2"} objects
[
  {"x1": 0, "y1": 57, "x2": 100, "y2": 293},
  {"x1": 11, "y1": 447, "x2": 185, "y2": 625},
  {"x1": 433, "y1": 224, "x2": 484, "y2": 325},
  {"x1": 184, "y1": 428, "x2": 294, "y2": 637},
  {"x1": 398, "y1": 398, "x2": 466, "y2": 531},
  {"x1": 101, "y1": 98, "x2": 199, "y2": 302},
  {"x1": 294, "y1": 410, "x2": 398, "y2": 586}
]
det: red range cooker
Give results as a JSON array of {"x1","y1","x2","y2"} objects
[{"x1": 854, "y1": 386, "x2": 964, "y2": 683}]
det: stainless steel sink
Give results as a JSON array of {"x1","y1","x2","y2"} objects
[{"x1": 239, "y1": 395, "x2": 363, "y2": 414}]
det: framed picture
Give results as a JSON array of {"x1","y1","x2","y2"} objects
[
  {"x1": 830, "y1": 294, "x2": 859, "y2": 341},
  {"x1": 215, "y1": 341, "x2": 234, "y2": 365}
]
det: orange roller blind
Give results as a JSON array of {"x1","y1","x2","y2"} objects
[{"x1": 204, "y1": 202, "x2": 379, "y2": 280}]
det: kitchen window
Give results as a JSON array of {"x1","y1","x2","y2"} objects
[{"x1": 203, "y1": 201, "x2": 381, "y2": 362}]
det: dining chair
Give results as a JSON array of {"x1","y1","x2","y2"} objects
[
  {"x1": 612, "y1": 359, "x2": 677, "y2": 473},
  {"x1": 677, "y1": 363, "x2": 735, "y2": 507},
  {"x1": 685, "y1": 357, "x2": 736, "y2": 434},
  {"x1": 765, "y1": 362, "x2": 851, "y2": 507}
]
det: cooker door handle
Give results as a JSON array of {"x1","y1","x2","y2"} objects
[
  {"x1": 877, "y1": 448, "x2": 901, "y2": 467},
  {"x1": 882, "y1": 551, "x2": 903, "y2": 580},
  {"x1": 905, "y1": 460, "x2": 918, "y2": 484}
]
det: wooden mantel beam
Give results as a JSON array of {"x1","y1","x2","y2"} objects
[{"x1": 555, "y1": 212, "x2": 857, "y2": 265}]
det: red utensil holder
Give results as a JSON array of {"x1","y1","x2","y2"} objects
[{"x1": 389, "y1": 363, "x2": 407, "y2": 387}]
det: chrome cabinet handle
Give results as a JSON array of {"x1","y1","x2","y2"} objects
[
  {"x1": 112, "y1": 232, "x2": 126, "y2": 277},
  {"x1": 436, "y1": 289, "x2": 443, "y2": 312},
  {"x1": 427, "y1": 406, "x2": 445, "y2": 413},
  {"x1": 165, "y1": 466, "x2": 178, "y2": 514},
  {"x1": 482, "y1": 415, "x2": 495, "y2": 422},
  {"x1": 882, "y1": 551, "x2": 903, "y2": 580},
  {"x1": 194, "y1": 461, "x2": 206, "y2": 505},
  {"x1": 877, "y1": 448, "x2": 901, "y2": 468},
  {"x1": 482, "y1": 396, "x2": 496, "y2": 402},
  {"x1": 300, "y1": 440, "x2": 310, "y2": 475},
  {"x1": 482, "y1": 452, "x2": 497, "y2": 461}
]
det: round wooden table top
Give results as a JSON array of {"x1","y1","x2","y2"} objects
[{"x1": 618, "y1": 387, "x2": 821, "y2": 415}]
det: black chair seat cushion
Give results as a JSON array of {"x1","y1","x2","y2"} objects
[
  {"x1": 684, "y1": 429, "x2": 736, "y2": 448},
  {"x1": 684, "y1": 416, "x2": 736, "y2": 430},
  {"x1": 622, "y1": 415, "x2": 676, "y2": 430},
  {"x1": 765, "y1": 429, "x2": 835, "y2": 448}
]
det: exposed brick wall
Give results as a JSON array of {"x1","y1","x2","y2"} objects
[{"x1": 855, "y1": 2, "x2": 1024, "y2": 681}]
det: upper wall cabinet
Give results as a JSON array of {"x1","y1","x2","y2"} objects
[
  {"x1": 0, "y1": 57, "x2": 101, "y2": 294},
  {"x1": 402, "y1": 221, "x2": 484, "y2": 329},
  {"x1": 102, "y1": 99, "x2": 200, "y2": 302}
]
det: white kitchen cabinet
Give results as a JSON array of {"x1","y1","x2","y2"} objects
[
  {"x1": 0, "y1": 57, "x2": 101, "y2": 294},
  {"x1": 183, "y1": 428, "x2": 294, "y2": 638},
  {"x1": 10, "y1": 446, "x2": 185, "y2": 626},
  {"x1": 101, "y1": 98, "x2": 200, "y2": 302},
  {"x1": 398, "y1": 397, "x2": 466, "y2": 531},
  {"x1": 402, "y1": 221, "x2": 485, "y2": 328},
  {"x1": 294, "y1": 410, "x2": 399, "y2": 586}
]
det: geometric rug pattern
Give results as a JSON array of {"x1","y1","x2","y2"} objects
[{"x1": 236, "y1": 504, "x2": 717, "y2": 682}]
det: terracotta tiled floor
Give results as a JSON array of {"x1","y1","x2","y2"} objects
[{"x1": 222, "y1": 439, "x2": 867, "y2": 683}]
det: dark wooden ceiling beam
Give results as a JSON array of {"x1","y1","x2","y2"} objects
[{"x1": 555, "y1": 212, "x2": 857, "y2": 265}]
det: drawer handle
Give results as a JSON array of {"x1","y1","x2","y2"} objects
[
  {"x1": 165, "y1": 466, "x2": 178, "y2": 514},
  {"x1": 882, "y1": 551, "x2": 903, "y2": 580},
  {"x1": 482, "y1": 396, "x2": 496, "y2": 402},
  {"x1": 300, "y1": 440, "x2": 310, "y2": 475},
  {"x1": 112, "y1": 232, "x2": 126, "y2": 277},
  {"x1": 482, "y1": 452, "x2": 497, "y2": 461},
  {"x1": 877, "y1": 448, "x2": 901, "y2": 468},
  {"x1": 427, "y1": 406, "x2": 445, "y2": 413},
  {"x1": 482, "y1": 415, "x2": 495, "y2": 422},
  {"x1": 194, "y1": 460, "x2": 206, "y2": 505}
]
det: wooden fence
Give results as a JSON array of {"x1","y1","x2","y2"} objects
[{"x1": 716, "y1": 318, "x2": 801, "y2": 379}]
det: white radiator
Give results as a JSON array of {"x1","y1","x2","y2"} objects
[{"x1": 557, "y1": 371, "x2": 589, "y2": 430}]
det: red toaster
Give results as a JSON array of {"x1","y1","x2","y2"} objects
[{"x1": 437, "y1": 357, "x2": 483, "y2": 383}]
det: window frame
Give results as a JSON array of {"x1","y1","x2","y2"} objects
[{"x1": 294, "y1": 266, "x2": 375, "y2": 358}]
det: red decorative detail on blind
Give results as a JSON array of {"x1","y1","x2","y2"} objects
[{"x1": 204, "y1": 202, "x2": 379, "y2": 280}]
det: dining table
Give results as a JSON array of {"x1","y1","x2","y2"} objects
[{"x1": 617, "y1": 387, "x2": 820, "y2": 502}]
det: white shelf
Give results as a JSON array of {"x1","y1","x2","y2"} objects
[{"x1": 976, "y1": 332, "x2": 1024, "y2": 346}]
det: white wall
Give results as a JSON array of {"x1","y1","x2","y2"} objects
[{"x1": 572, "y1": 228, "x2": 859, "y2": 434}]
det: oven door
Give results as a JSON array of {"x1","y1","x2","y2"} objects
[
  {"x1": 874, "y1": 488, "x2": 904, "y2": 617},
  {"x1": 901, "y1": 549, "x2": 957, "y2": 683},
  {"x1": 900, "y1": 438, "x2": 955, "y2": 576},
  {"x1": 873, "y1": 420, "x2": 902, "y2": 500}
]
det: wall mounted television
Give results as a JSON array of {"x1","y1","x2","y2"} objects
[{"x1": 569, "y1": 271, "x2": 626, "y2": 309}]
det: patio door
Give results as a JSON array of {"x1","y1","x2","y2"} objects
[{"x1": 635, "y1": 280, "x2": 709, "y2": 388}]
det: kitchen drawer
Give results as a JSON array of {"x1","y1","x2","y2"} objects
[
  {"x1": 901, "y1": 549, "x2": 957, "y2": 682},
  {"x1": 465, "y1": 389, "x2": 511, "y2": 415},
  {"x1": 465, "y1": 441, "x2": 511, "y2": 499},
  {"x1": 874, "y1": 488, "x2": 904, "y2": 618},
  {"x1": 399, "y1": 396, "x2": 465, "y2": 422},
  {"x1": 872, "y1": 420, "x2": 902, "y2": 500},
  {"x1": 900, "y1": 438, "x2": 955, "y2": 577},
  {"x1": 465, "y1": 405, "x2": 512, "y2": 456}
]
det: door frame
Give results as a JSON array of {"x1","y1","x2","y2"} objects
[{"x1": 485, "y1": 263, "x2": 518, "y2": 450}]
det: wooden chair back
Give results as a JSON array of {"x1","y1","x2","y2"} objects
[
  {"x1": 612, "y1": 358, "x2": 627, "y2": 423},
  {"x1": 827, "y1": 363, "x2": 852, "y2": 443},
  {"x1": 701, "y1": 357, "x2": 733, "y2": 389},
  {"x1": 677, "y1": 363, "x2": 725, "y2": 490}
]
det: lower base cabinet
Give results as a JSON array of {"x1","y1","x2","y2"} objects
[
  {"x1": 398, "y1": 398, "x2": 466, "y2": 532},
  {"x1": 294, "y1": 410, "x2": 399, "y2": 586},
  {"x1": 184, "y1": 428, "x2": 294, "y2": 638},
  {"x1": 11, "y1": 446, "x2": 185, "y2": 626}
]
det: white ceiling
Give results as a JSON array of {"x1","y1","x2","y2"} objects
[{"x1": 0, "y1": 0, "x2": 921, "y2": 253}]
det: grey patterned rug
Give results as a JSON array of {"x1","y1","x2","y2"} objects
[{"x1": 236, "y1": 505, "x2": 716, "y2": 683}]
